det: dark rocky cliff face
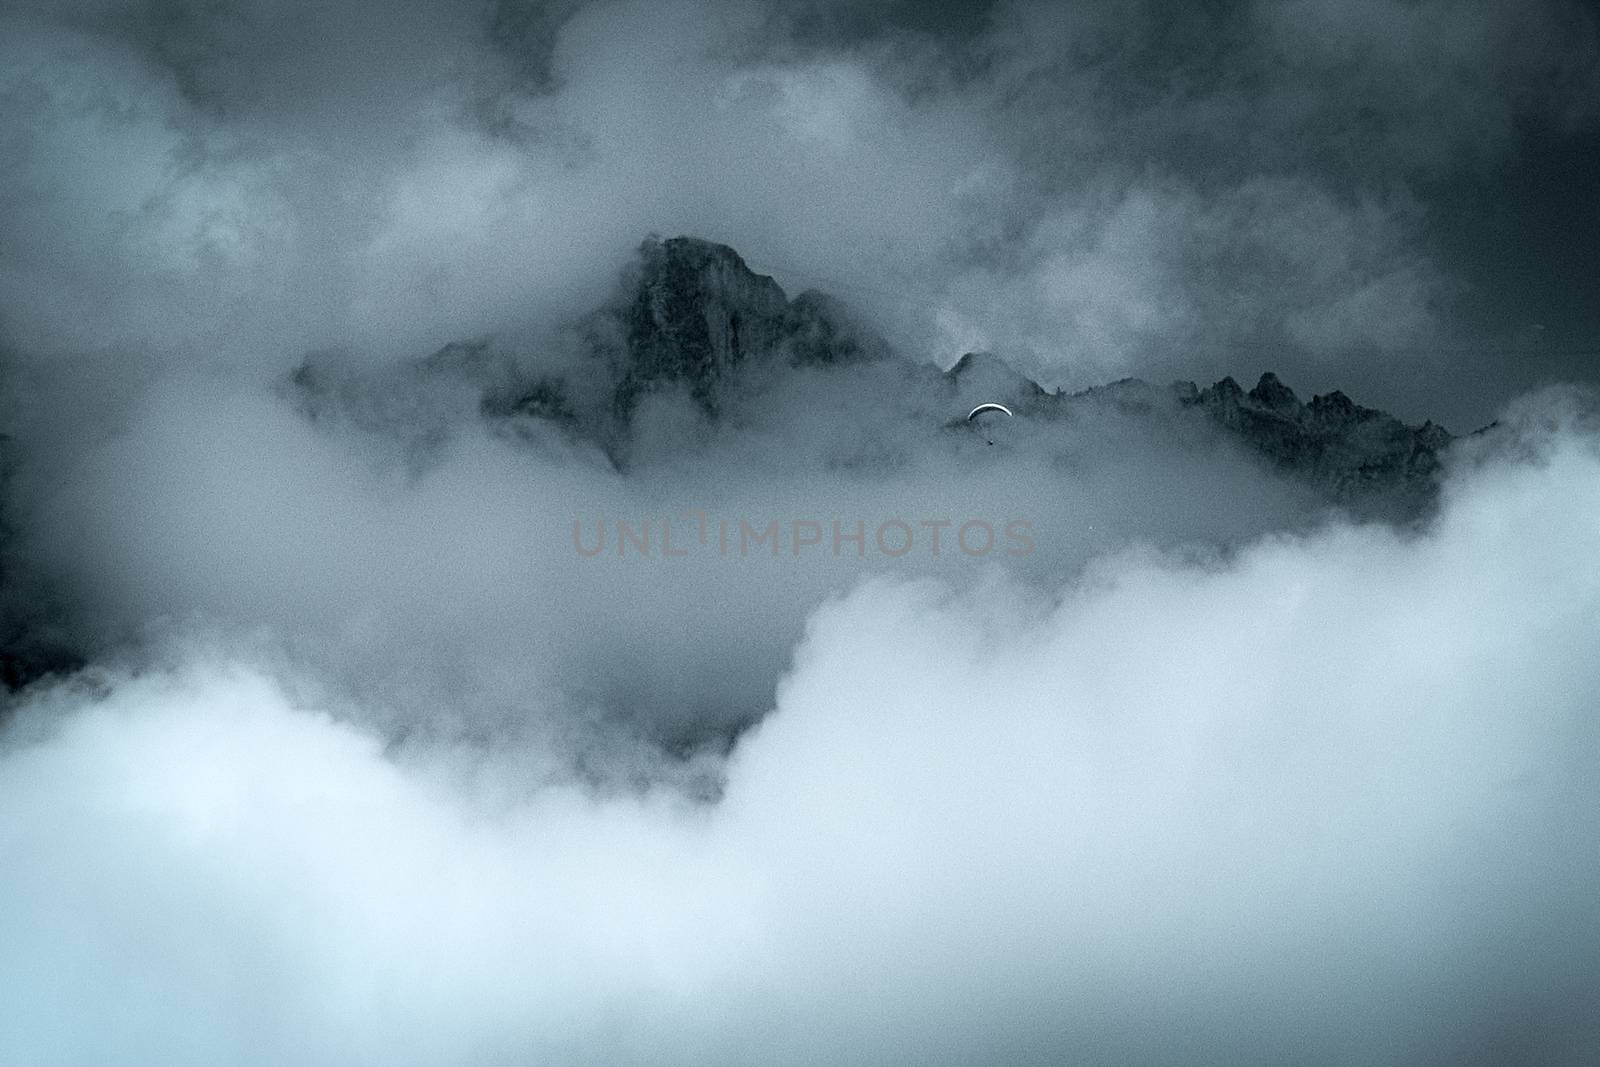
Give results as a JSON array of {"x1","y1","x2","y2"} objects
[
  {"x1": 594, "y1": 236, "x2": 887, "y2": 420},
  {"x1": 613, "y1": 237, "x2": 790, "y2": 417},
  {"x1": 1180, "y1": 372, "x2": 1452, "y2": 511}
]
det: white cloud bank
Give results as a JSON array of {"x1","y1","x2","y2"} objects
[{"x1": 2, "y1": 394, "x2": 1597, "y2": 1065}]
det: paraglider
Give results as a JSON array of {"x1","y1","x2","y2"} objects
[{"x1": 966, "y1": 402, "x2": 1013, "y2": 444}]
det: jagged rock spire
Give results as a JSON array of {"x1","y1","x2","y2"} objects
[
  {"x1": 615, "y1": 236, "x2": 789, "y2": 416},
  {"x1": 604, "y1": 236, "x2": 884, "y2": 419},
  {"x1": 1182, "y1": 371, "x2": 1450, "y2": 511},
  {"x1": 1248, "y1": 371, "x2": 1299, "y2": 412}
]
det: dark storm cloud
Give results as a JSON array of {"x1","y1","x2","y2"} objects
[{"x1": 3, "y1": 0, "x2": 1596, "y2": 425}]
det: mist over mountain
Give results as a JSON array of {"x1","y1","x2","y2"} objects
[
  {"x1": 2, "y1": 1, "x2": 1599, "y2": 1064},
  {"x1": 289, "y1": 234, "x2": 1458, "y2": 517}
]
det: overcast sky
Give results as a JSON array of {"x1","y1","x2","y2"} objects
[{"x1": 2, "y1": 0, "x2": 1597, "y2": 428}]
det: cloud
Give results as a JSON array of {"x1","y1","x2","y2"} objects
[
  {"x1": 2, "y1": 0, "x2": 1594, "y2": 421},
  {"x1": 10, "y1": 347, "x2": 1330, "y2": 764},
  {"x1": 2, "y1": 395, "x2": 1598, "y2": 1064},
  {"x1": 2, "y1": 3, "x2": 1599, "y2": 1060}
]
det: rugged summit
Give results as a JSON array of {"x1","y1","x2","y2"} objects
[
  {"x1": 945, "y1": 351, "x2": 1050, "y2": 412},
  {"x1": 587, "y1": 239, "x2": 1454, "y2": 511},
  {"x1": 283, "y1": 235, "x2": 1459, "y2": 518},
  {"x1": 613, "y1": 237, "x2": 788, "y2": 416},
  {"x1": 938, "y1": 353, "x2": 1455, "y2": 514},
  {"x1": 1180, "y1": 372, "x2": 1452, "y2": 507},
  {"x1": 600, "y1": 236, "x2": 882, "y2": 417}
]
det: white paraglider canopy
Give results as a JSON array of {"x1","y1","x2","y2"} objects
[{"x1": 965, "y1": 402, "x2": 1014, "y2": 445}]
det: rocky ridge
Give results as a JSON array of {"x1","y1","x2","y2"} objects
[
  {"x1": 7, "y1": 237, "x2": 1470, "y2": 693},
  {"x1": 1182, "y1": 372, "x2": 1452, "y2": 506},
  {"x1": 286, "y1": 234, "x2": 1458, "y2": 512},
  {"x1": 564, "y1": 236, "x2": 1455, "y2": 508}
]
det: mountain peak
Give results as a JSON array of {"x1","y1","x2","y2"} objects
[
  {"x1": 635, "y1": 236, "x2": 774, "y2": 291},
  {"x1": 601, "y1": 235, "x2": 885, "y2": 419},
  {"x1": 1248, "y1": 371, "x2": 1299, "y2": 412},
  {"x1": 1181, "y1": 371, "x2": 1450, "y2": 514},
  {"x1": 614, "y1": 236, "x2": 789, "y2": 416},
  {"x1": 386, "y1": 237, "x2": 1457, "y2": 518},
  {"x1": 946, "y1": 351, "x2": 1049, "y2": 410}
]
